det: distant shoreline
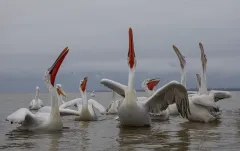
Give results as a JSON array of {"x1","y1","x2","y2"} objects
[{"x1": 1, "y1": 88, "x2": 239, "y2": 94}]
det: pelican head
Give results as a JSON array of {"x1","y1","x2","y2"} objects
[
  {"x1": 36, "y1": 86, "x2": 40, "y2": 92},
  {"x1": 142, "y1": 78, "x2": 160, "y2": 91},
  {"x1": 128, "y1": 27, "x2": 136, "y2": 70},
  {"x1": 199, "y1": 42, "x2": 207, "y2": 74},
  {"x1": 172, "y1": 45, "x2": 186, "y2": 70},
  {"x1": 210, "y1": 90, "x2": 232, "y2": 102},
  {"x1": 44, "y1": 47, "x2": 69, "y2": 87},
  {"x1": 56, "y1": 84, "x2": 67, "y2": 97},
  {"x1": 80, "y1": 77, "x2": 88, "y2": 93}
]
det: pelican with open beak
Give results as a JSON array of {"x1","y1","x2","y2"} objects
[
  {"x1": 6, "y1": 47, "x2": 74, "y2": 131},
  {"x1": 59, "y1": 77, "x2": 106, "y2": 121},
  {"x1": 72, "y1": 77, "x2": 106, "y2": 121},
  {"x1": 101, "y1": 28, "x2": 190, "y2": 127}
]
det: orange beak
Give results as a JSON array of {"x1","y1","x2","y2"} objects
[
  {"x1": 81, "y1": 77, "x2": 88, "y2": 92},
  {"x1": 146, "y1": 78, "x2": 160, "y2": 90},
  {"x1": 128, "y1": 27, "x2": 136, "y2": 69},
  {"x1": 49, "y1": 47, "x2": 69, "y2": 86}
]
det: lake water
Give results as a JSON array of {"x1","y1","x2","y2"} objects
[{"x1": 0, "y1": 91, "x2": 240, "y2": 151}]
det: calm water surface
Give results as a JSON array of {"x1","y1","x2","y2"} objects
[{"x1": 0, "y1": 91, "x2": 240, "y2": 151}]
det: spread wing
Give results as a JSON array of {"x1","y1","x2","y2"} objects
[
  {"x1": 6, "y1": 108, "x2": 36, "y2": 124},
  {"x1": 100, "y1": 79, "x2": 127, "y2": 97},
  {"x1": 142, "y1": 81, "x2": 190, "y2": 118},
  {"x1": 88, "y1": 99, "x2": 106, "y2": 114}
]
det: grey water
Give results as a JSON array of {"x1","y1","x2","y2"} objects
[{"x1": 0, "y1": 91, "x2": 240, "y2": 151}]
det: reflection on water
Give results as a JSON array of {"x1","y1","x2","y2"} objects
[
  {"x1": 79, "y1": 122, "x2": 90, "y2": 151},
  {"x1": 1, "y1": 131, "x2": 36, "y2": 150},
  {"x1": 174, "y1": 126, "x2": 190, "y2": 151},
  {"x1": 0, "y1": 92, "x2": 240, "y2": 151},
  {"x1": 180, "y1": 121, "x2": 221, "y2": 150},
  {"x1": 48, "y1": 132, "x2": 63, "y2": 151}
]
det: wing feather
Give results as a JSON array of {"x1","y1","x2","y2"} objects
[
  {"x1": 143, "y1": 81, "x2": 190, "y2": 118},
  {"x1": 88, "y1": 99, "x2": 106, "y2": 114},
  {"x1": 59, "y1": 108, "x2": 80, "y2": 116},
  {"x1": 59, "y1": 98, "x2": 82, "y2": 109},
  {"x1": 100, "y1": 79, "x2": 127, "y2": 97},
  {"x1": 209, "y1": 90, "x2": 231, "y2": 102},
  {"x1": 191, "y1": 95, "x2": 218, "y2": 108},
  {"x1": 6, "y1": 108, "x2": 36, "y2": 124}
]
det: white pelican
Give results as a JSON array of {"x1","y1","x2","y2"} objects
[
  {"x1": 141, "y1": 78, "x2": 160, "y2": 98},
  {"x1": 37, "y1": 84, "x2": 79, "y2": 115},
  {"x1": 106, "y1": 78, "x2": 160, "y2": 115},
  {"x1": 198, "y1": 43, "x2": 231, "y2": 100},
  {"x1": 169, "y1": 44, "x2": 231, "y2": 122},
  {"x1": 29, "y1": 86, "x2": 44, "y2": 110},
  {"x1": 103, "y1": 78, "x2": 169, "y2": 120},
  {"x1": 101, "y1": 27, "x2": 190, "y2": 127},
  {"x1": 140, "y1": 78, "x2": 170, "y2": 121},
  {"x1": 167, "y1": 45, "x2": 191, "y2": 115},
  {"x1": 172, "y1": 45, "x2": 198, "y2": 97},
  {"x1": 172, "y1": 45, "x2": 187, "y2": 88},
  {"x1": 59, "y1": 78, "x2": 106, "y2": 121},
  {"x1": 90, "y1": 90, "x2": 95, "y2": 97},
  {"x1": 184, "y1": 43, "x2": 231, "y2": 122},
  {"x1": 6, "y1": 47, "x2": 78, "y2": 131},
  {"x1": 106, "y1": 91, "x2": 121, "y2": 114}
]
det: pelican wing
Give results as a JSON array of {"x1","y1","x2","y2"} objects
[
  {"x1": 191, "y1": 95, "x2": 218, "y2": 108},
  {"x1": 39, "y1": 106, "x2": 79, "y2": 116},
  {"x1": 6, "y1": 108, "x2": 36, "y2": 124},
  {"x1": 38, "y1": 99, "x2": 44, "y2": 107},
  {"x1": 38, "y1": 106, "x2": 51, "y2": 113},
  {"x1": 59, "y1": 108, "x2": 80, "y2": 116},
  {"x1": 142, "y1": 81, "x2": 190, "y2": 118},
  {"x1": 209, "y1": 90, "x2": 232, "y2": 102},
  {"x1": 88, "y1": 99, "x2": 106, "y2": 114},
  {"x1": 29, "y1": 100, "x2": 34, "y2": 108},
  {"x1": 100, "y1": 79, "x2": 127, "y2": 97},
  {"x1": 59, "y1": 98, "x2": 82, "y2": 109},
  {"x1": 106, "y1": 101, "x2": 113, "y2": 112}
]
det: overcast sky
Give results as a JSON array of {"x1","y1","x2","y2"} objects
[{"x1": 1, "y1": 0, "x2": 239, "y2": 92}]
